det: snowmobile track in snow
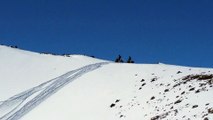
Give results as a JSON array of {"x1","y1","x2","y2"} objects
[{"x1": 0, "y1": 62, "x2": 109, "y2": 120}]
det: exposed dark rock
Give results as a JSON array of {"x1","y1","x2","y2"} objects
[
  {"x1": 141, "y1": 79, "x2": 145, "y2": 82},
  {"x1": 142, "y1": 83, "x2": 146, "y2": 86},
  {"x1": 174, "y1": 99, "x2": 182, "y2": 104},
  {"x1": 195, "y1": 89, "x2": 201, "y2": 93},
  {"x1": 182, "y1": 74, "x2": 213, "y2": 81},
  {"x1": 164, "y1": 89, "x2": 169, "y2": 92},
  {"x1": 204, "y1": 117, "x2": 209, "y2": 120},
  {"x1": 110, "y1": 103, "x2": 116, "y2": 108},
  {"x1": 192, "y1": 105, "x2": 198, "y2": 108},
  {"x1": 208, "y1": 108, "x2": 213, "y2": 114},
  {"x1": 151, "y1": 78, "x2": 157, "y2": 82},
  {"x1": 151, "y1": 115, "x2": 160, "y2": 120},
  {"x1": 189, "y1": 87, "x2": 195, "y2": 91},
  {"x1": 150, "y1": 96, "x2": 155, "y2": 100}
]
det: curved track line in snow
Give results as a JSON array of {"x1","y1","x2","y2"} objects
[{"x1": 0, "y1": 62, "x2": 108, "y2": 120}]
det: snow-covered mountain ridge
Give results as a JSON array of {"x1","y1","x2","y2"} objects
[{"x1": 0, "y1": 45, "x2": 213, "y2": 120}]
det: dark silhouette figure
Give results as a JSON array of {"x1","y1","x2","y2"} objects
[
  {"x1": 127, "y1": 56, "x2": 134, "y2": 63},
  {"x1": 115, "y1": 55, "x2": 124, "y2": 63}
]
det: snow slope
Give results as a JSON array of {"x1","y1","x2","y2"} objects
[{"x1": 0, "y1": 45, "x2": 213, "y2": 120}]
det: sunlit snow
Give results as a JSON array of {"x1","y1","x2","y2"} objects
[{"x1": 0, "y1": 45, "x2": 213, "y2": 120}]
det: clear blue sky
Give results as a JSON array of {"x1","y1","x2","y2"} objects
[{"x1": 0, "y1": 0, "x2": 213, "y2": 67}]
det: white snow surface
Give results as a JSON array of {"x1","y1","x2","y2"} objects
[{"x1": 0, "y1": 45, "x2": 213, "y2": 120}]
